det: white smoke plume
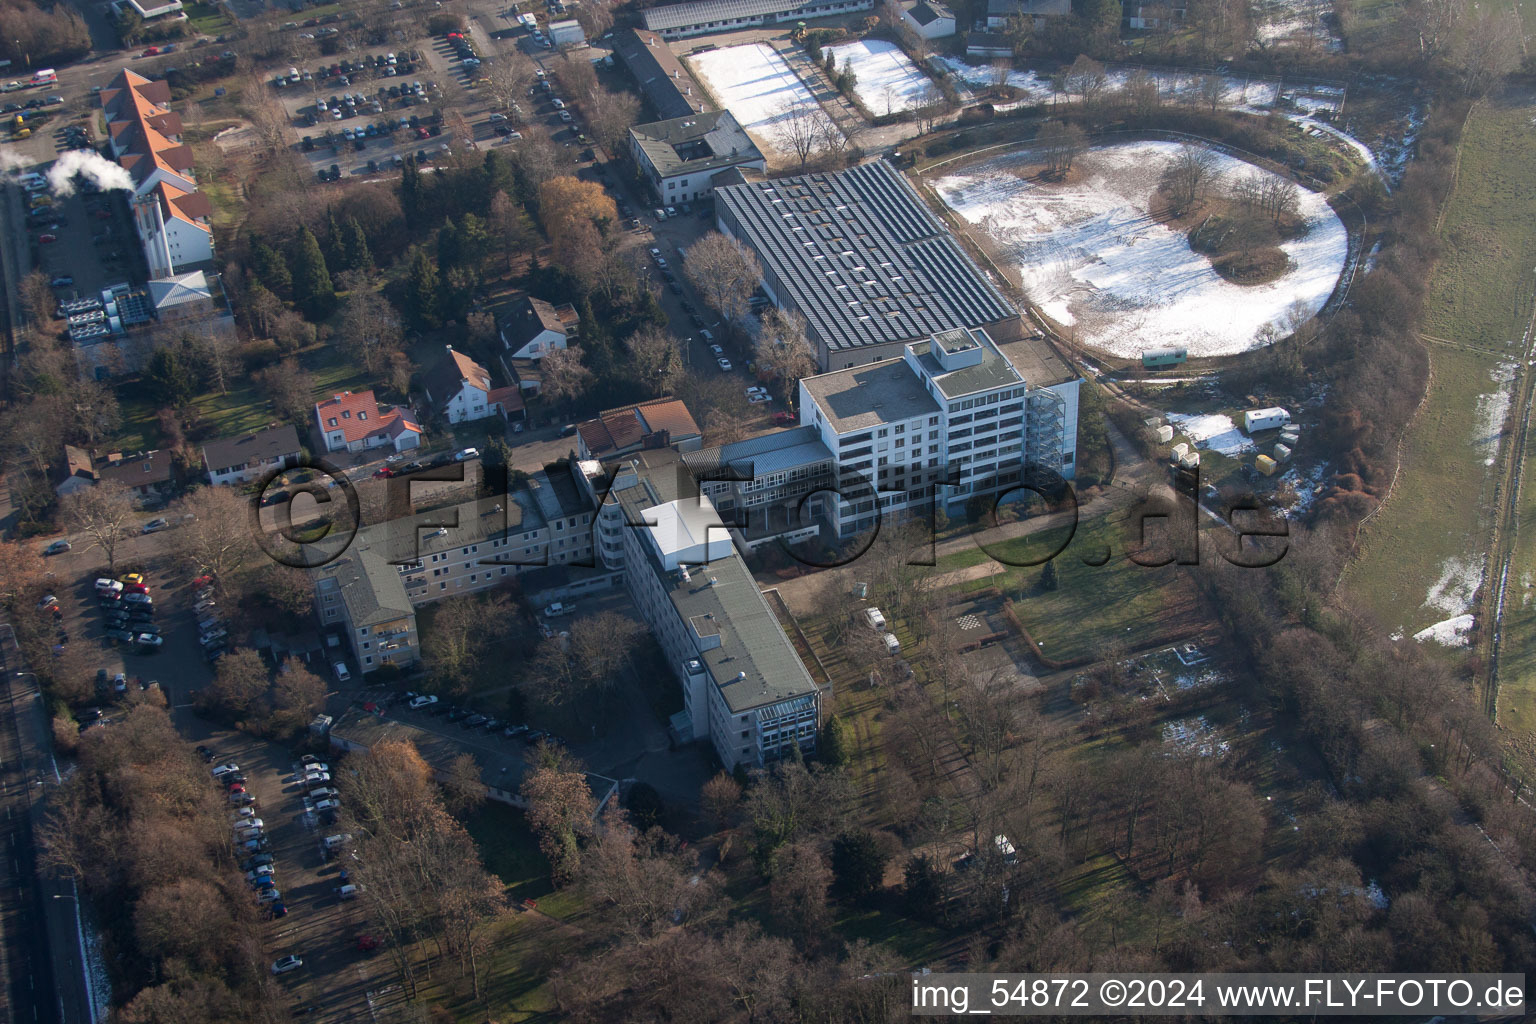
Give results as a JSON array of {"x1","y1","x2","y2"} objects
[
  {"x1": 0, "y1": 150, "x2": 30, "y2": 173},
  {"x1": 47, "y1": 149, "x2": 134, "y2": 196}
]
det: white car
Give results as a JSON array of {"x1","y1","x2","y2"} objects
[
  {"x1": 408, "y1": 694, "x2": 438, "y2": 709},
  {"x1": 232, "y1": 806, "x2": 257, "y2": 820},
  {"x1": 454, "y1": 447, "x2": 480, "y2": 462},
  {"x1": 747, "y1": 392, "x2": 771, "y2": 404},
  {"x1": 199, "y1": 628, "x2": 227, "y2": 646},
  {"x1": 134, "y1": 633, "x2": 163, "y2": 648},
  {"x1": 234, "y1": 818, "x2": 265, "y2": 833},
  {"x1": 310, "y1": 787, "x2": 340, "y2": 800},
  {"x1": 271, "y1": 954, "x2": 302, "y2": 975},
  {"x1": 37, "y1": 594, "x2": 57, "y2": 610},
  {"x1": 304, "y1": 762, "x2": 330, "y2": 774},
  {"x1": 709, "y1": 344, "x2": 724, "y2": 356},
  {"x1": 212, "y1": 763, "x2": 241, "y2": 777},
  {"x1": 257, "y1": 888, "x2": 284, "y2": 905},
  {"x1": 95, "y1": 578, "x2": 123, "y2": 595},
  {"x1": 315, "y1": 798, "x2": 341, "y2": 813},
  {"x1": 717, "y1": 357, "x2": 732, "y2": 372},
  {"x1": 648, "y1": 247, "x2": 661, "y2": 259},
  {"x1": 305, "y1": 772, "x2": 331, "y2": 785}
]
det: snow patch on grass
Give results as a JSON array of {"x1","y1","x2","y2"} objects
[
  {"x1": 1473, "y1": 361, "x2": 1517, "y2": 466},
  {"x1": 931, "y1": 141, "x2": 1349, "y2": 358},
  {"x1": 824, "y1": 39, "x2": 932, "y2": 114},
  {"x1": 1168, "y1": 412, "x2": 1254, "y2": 456},
  {"x1": 1412, "y1": 614, "x2": 1476, "y2": 647},
  {"x1": 1424, "y1": 555, "x2": 1484, "y2": 617}
]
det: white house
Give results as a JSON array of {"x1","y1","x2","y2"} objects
[
  {"x1": 201, "y1": 424, "x2": 302, "y2": 487},
  {"x1": 500, "y1": 296, "x2": 577, "y2": 360},
  {"x1": 899, "y1": 0, "x2": 957, "y2": 38},
  {"x1": 313, "y1": 390, "x2": 423, "y2": 454},
  {"x1": 422, "y1": 346, "x2": 494, "y2": 425}
]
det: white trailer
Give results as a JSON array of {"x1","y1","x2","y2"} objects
[{"x1": 1243, "y1": 407, "x2": 1291, "y2": 433}]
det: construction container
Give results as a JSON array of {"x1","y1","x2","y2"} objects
[
  {"x1": 1273, "y1": 443, "x2": 1292, "y2": 461},
  {"x1": 1243, "y1": 407, "x2": 1292, "y2": 433},
  {"x1": 1179, "y1": 452, "x2": 1200, "y2": 469},
  {"x1": 1155, "y1": 424, "x2": 1174, "y2": 443},
  {"x1": 1142, "y1": 347, "x2": 1188, "y2": 369},
  {"x1": 1255, "y1": 454, "x2": 1278, "y2": 476},
  {"x1": 1280, "y1": 428, "x2": 1300, "y2": 445},
  {"x1": 1143, "y1": 415, "x2": 1165, "y2": 429}
]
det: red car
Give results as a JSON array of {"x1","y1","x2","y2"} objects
[
  {"x1": 141, "y1": 46, "x2": 160, "y2": 56},
  {"x1": 37, "y1": 234, "x2": 56, "y2": 243},
  {"x1": 228, "y1": 783, "x2": 246, "y2": 794},
  {"x1": 772, "y1": 411, "x2": 795, "y2": 426},
  {"x1": 125, "y1": 583, "x2": 149, "y2": 595},
  {"x1": 372, "y1": 467, "x2": 395, "y2": 478},
  {"x1": 192, "y1": 574, "x2": 214, "y2": 589},
  {"x1": 415, "y1": 126, "x2": 430, "y2": 139}
]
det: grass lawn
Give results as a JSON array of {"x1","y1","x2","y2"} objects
[
  {"x1": 464, "y1": 802, "x2": 555, "y2": 903},
  {"x1": 408, "y1": 914, "x2": 563, "y2": 1023},
  {"x1": 938, "y1": 513, "x2": 1202, "y2": 665},
  {"x1": 113, "y1": 344, "x2": 374, "y2": 454},
  {"x1": 185, "y1": 1, "x2": 233, "y2": 35},
  {"x1": 1345, "y1": 93, "x2": 1536, "y2": 636},
  {"x1": 1496, "y1": 439, "x2": 1536, "y2": 776}
]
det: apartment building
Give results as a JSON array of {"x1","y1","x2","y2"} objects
[
  {"x1": 313, "y1": 547, "x2": 422, "y2": 674},
  {"x1": 101, "y1": 68, "x2": 214, "y2": 279},
  {"x1": 681, "y1": 426, "x2": 834, "y2": 547},
  {"x1": 642, "y1": 0, "x2": 874, "y2": 38},
  {"x1": 310, "y1": 463, "x2": 605, "y2": 674},
  {"x1": 629, "y1": 110, "x2": 765, "y2": 205},
  {"x1": 799, "y1": 327, "x2": 1080, "y2": 537},
  {"x1": 576, "y1": 449, "x2": 821, "y2": 770}
]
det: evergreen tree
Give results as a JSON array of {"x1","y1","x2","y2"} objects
[
  {"x1": 456, "y1": 212, "x2": 490, "y2": 270},
  {"x1": 290, "y1": 226, "x2": 336, "y2": 321},
  {"x1": 145, "y1": 347, "x2": 195, "y2": 407},
  {"x1": 340, "y1": 217, "x2": 373, "y2": 272},
  {"x1": 831, "y1": 830, "x2": 888, "y2": 902},
  {"x1": 820, "y1": 714, "x2": 850, "y2": 767},
  {"x1": 325, "y1": 208, "x2": 344, "y2": 265},
  {"x1": 1041, "y1": 560, "x2": 1059, "y2": 592},
  {"x1": 400, "y1": 156, "x2": 422, "y2": 225},
  {"x1": 903, "y1": 854, "x2": 945, "y2": 922},
  {"x1": 437, "y1": 216, "x2": 461, "y2": 271},
  {"x1": 404, "y1": 248, "x2": 441, "y2": 330},
  {"x1": 251, "y1": 241, "x2": 291, "y2": 299}
]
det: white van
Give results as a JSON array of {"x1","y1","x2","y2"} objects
[
  {"x1": 863, "y1": 607, "x2": 886, "y2": 631},
  {"x1": 882, "y1": 632, "x2": 900, "y2": 655}
]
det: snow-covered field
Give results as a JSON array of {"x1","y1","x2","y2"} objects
[
  {"x1": 824, "y1": 39, "x2": 934, "y2": 114},
  {"x1": 688, "y1": 43, "x2": 838, "y2": 156},
  {"x1": 930, "y1": 141, "x2": 1350, "y2": 358}
]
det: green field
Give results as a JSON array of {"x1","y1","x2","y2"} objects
[
  {"x1": 1343, "y1": 90, "x2": 1536, "y2": 766},
  {"x1": 113, "y1": 344, "x2": 372, "y2": 452},
  {"x1": 1345, "y1": 95, "x2": 1536, "y2": 630},
  {"x1": 938, "y1": 513, "x2": 1202, "y2": 665}
]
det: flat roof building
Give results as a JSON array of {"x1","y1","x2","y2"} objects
[
  {"x1": 798, "y1": 326, "x2": 1080, "y2": 537},
  {"x1": 629, "y1": 110, "x2": 766, "y2": 205},
  {"x1": 643, "y1": 0, "x2": 874, "y2": 38},
  {"x1": 714, "y1": 160, "x2": 1022, "y2": 370},
  {"x1": 576, "y1": 450, "x2": 822, "y2": 770}
]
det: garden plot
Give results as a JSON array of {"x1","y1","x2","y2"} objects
[
  {"x1": 824, "y1": 39, "x2": 934, "y2": 115},
  {"x1": 930, "y1": 141, "x2": 1350, "y2": 358},
  {"x1": 688, "y1": 43, "x2": 839, "y2": 156}
]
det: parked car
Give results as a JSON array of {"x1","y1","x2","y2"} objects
[
  {"x1": 408, "y1": 694, "x2": 438, "y2": 709},
  {"x1": 43, "y1": 540, "x2": 70, "y2": 555},
  {"x1": 271, "y1": 955, "x2": 303, "y2": 975}
]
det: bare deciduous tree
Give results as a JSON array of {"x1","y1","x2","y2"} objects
[
  {"x1": 1160, "y1": 143, "x2": 1222, "y2": 216},
  {"x1": 63, "y1": 483, "x2": 137, "y2": 571},
  {"x1": 684, "y1": 231, "x2": 762, "y2": 324},
  {"x1": 770, "y1": 98, "x2": 835, "y2": 169},
  {"x1": 1036, "y1": 120, "x2": 1087, "y2": 179},
  {"x1": 628, "y1": 325, "x2": 686, "y2": 397},
  {"x1": 754, "y1": 309, "x2": 818, "y2": 405},
  {"x1": 538, "y1": 345, "x2": 594, "y2": 405}
]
